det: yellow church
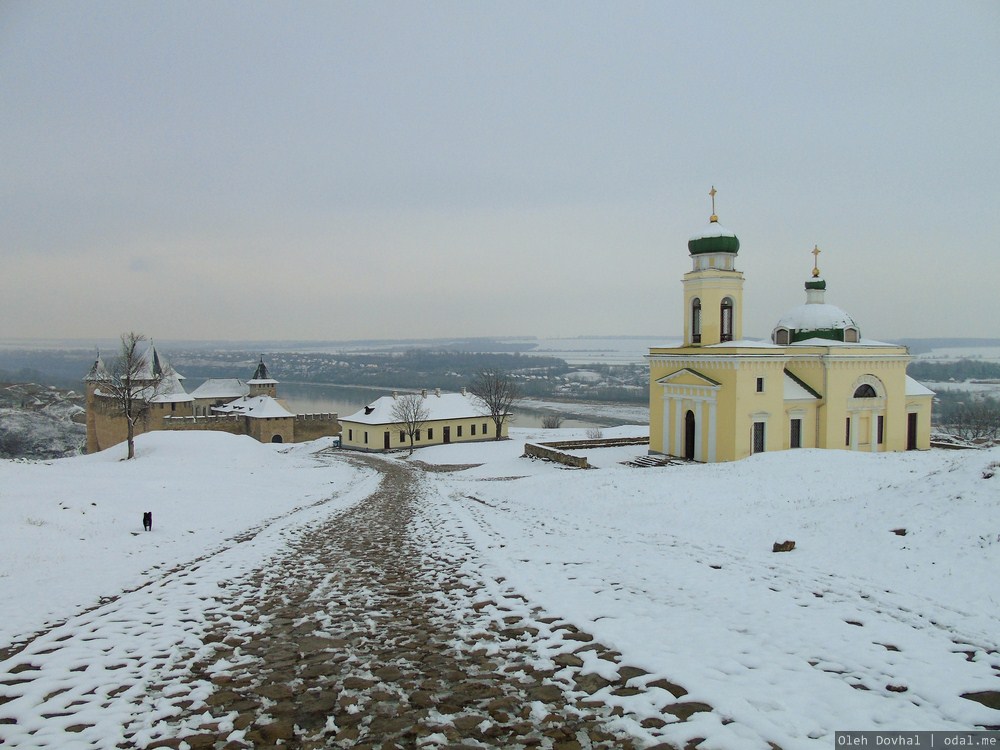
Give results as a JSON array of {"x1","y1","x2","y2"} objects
[{"x1": 648, "y1": 191, "x2": 933, "y2": 462}]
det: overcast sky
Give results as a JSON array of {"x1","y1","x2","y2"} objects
[{"x1": 1, "y1": 1, "x2": 998, "y2": 345}]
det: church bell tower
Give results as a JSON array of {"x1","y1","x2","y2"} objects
[{"x1": 682, "y1": 187, "x2": 744, "y2": 346}]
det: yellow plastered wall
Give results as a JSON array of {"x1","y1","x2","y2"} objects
[
  {"x1": 682, "y1": 269, "x2": 744, "y2": 346},
  {"x1": 906, "y1": 395, "x2": 933, "y2": 450},
  {"x1": 729, "y1": 358, "x2": 791, "y2": 460},
  {"x1": 341, "y1": 415, "x2": 507, "y2": 452},
  {"x1": 811, "y1": 354, "x2": 910, "y2": 452}
]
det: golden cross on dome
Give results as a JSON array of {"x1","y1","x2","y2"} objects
[
  {"x1": 709, "y1": 186, "x2": 718, "y2": 221},
  {"x1": 811, "y1": 244, "x2": 821, "y2": 278}
]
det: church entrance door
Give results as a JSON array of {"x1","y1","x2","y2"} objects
[
  {"x1": 684, "y1": 410, "x2": 696, "y2": 460},
  {"x1": 906, "y1": 413, "x2": 918, "y2": 450}
]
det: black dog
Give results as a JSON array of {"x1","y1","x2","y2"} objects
[{"x1": 143, "y1": 512, "x2": 152, "y2": 532}]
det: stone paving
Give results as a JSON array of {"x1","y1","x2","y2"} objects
[
  {"x1": 0, "y1": 452, "x2": 729, "y2": 749},
  {"x1": 136, "y1": 454, "x2": 721, "y2": 749}
]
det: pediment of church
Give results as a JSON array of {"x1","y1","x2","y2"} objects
[{"x1": 656, "y1": 368, "x2": 721, "y2": 388}]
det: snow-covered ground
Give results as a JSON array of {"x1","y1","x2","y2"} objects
[
  {"x1": 0, "y1": 432, "x2": 376, "y2": 648},
  {"x1": 1, "y1": 428, "x2": 998, "y2": 748},
  {"x1": 416, "y1": 428, "x2": 1000, "y2": 745}
]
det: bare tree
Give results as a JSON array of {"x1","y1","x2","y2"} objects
[
  {"x1": 944, "y1": 398, "x2": 1000, "y2": 443},
  {"x1": 103, "y1": 332, "x2": 161, "y2": 459},
  {"x1": 469, "y1": 368, "x2": 518, "y2": 440},
  {"x1": 541, "y1": 413, "x2": 564, "y2": 429},
  {"x1": 390, "y1": 393, "x2": 430, "y2": 455}
]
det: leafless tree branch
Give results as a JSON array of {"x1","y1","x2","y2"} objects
[{"x1": 390, "y1": 393, "x2": 430, "y2": 455}]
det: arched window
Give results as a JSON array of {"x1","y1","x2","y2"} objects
[
  {"x1": 774, "y1": 328, "x2": 790, "y2": 346},
  {"x1": 844, "y1": 327, "x2": 859, "y2": 343},
  {"x1": 853, "y1": 384, "x2": 877, "y2": 398},
  {"x1": 720, "y1": 298, "x2": 734, "y2": 342},
  {"x1": 691, "y1": 298, "x2": 702, "y2": 343}
]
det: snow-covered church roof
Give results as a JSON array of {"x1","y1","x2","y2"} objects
[
  {"x1": 687, "y1": 220, "x2": 740, "y2": 256},
  {"x1": 773, "y1": 269, "x2": 861, "y2": 344},
  {"x1": 687, "y1": 188, "x2": 740, "y2": 256},
  {"x1": 776, "y1": 301, "x2": 857, "y2": 332}
]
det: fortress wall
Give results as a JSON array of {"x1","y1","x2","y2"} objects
[
  {"x1": 293, "y1": 413, "x2": 341, "y2": 442},
  {"x1": 161, "y1": 414, "x2": 245, "y2": 436}
]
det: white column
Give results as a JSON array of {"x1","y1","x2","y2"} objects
[
  {"x1": 707, "y1": 399, "x2": 717, "y2": 462},
  {"x1": 673, "y1": 396, "x2": 683, "y2": 457},
  {"x1": 662, "y1": 394, "x2": 672, "y2": 456},
  {"x1": 693, "y1": 400, "x2": 703, "y2": 462},
  {"x1": 869, "y1": 410, "x2": 878, "y2": 452}
]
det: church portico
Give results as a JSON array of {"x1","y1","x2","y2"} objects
[{"x1": 655, "y1": 374, "x2": 720, "y2": 462}]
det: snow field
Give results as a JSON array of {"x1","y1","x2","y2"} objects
[
  {"x1": 1, "y1": 427, "x2": 999, "y2": 749},
  {"x1": 414, "y1": 429, "x2": 1000, "y2": 748},
  {"x1": 0, "y1": 432, "x2": 378, "y2": 748}
]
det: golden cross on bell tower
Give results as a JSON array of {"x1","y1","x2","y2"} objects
[
  {"x1": 811, "y1": 244, "x2": 821, "y2": 278},
  {"x1": 709, "y1": 186, "x2": 718, "y2": 222}
]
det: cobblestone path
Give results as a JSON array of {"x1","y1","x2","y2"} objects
[{"x1": 139, "y1": 455, "x2": 717, "y2": 749}]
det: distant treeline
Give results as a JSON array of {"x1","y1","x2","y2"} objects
[
  {"x1": 907, "y1": 359, "x2": 1000, "y2": 383},
  {"x1": 0, "y1": 350, "x2": 96, "y2": 388}
]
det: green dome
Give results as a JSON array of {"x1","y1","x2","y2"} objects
[{"x1": 688, "y1": 221, "x2": 740, "y2": 256}]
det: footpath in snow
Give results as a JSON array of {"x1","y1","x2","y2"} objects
[{"x1": 1, "y1": 428, "x2": 999, "y2": 749}]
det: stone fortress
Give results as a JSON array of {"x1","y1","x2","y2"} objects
[{"x1": 84, "y1": 347, "x2": 340, "y2": 453}]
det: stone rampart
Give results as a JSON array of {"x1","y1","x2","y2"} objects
[{"x1": 162, "y1": 414, "x2": 245, "y2": 436}]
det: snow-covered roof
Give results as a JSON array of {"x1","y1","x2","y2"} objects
[
  {"x1": 705, "y1": 339, "x2": 784, "y2": 349},
  {"x1": 148, "y1": 373, "x2": 193, "y2": 403},
  {"x1": 134, "y1": 343, "x2": 184, "y2": 381},
  {"x1": 84, "y1": 356, "x2": 110, "y2": 382},
  {"x1": 776, "y1": 303, "x2": 857, "y2": 332},
  {"x1": 190, "y1": 379, "x2": 248, "y2": 400},
  {"x1": 783, "y1": 372, "x2": 820, "y2": 401},
  {"x1": 789, "y1": 337, "x2": 900, "y2": 348},
  {"x1": 342, "y1": 391, "x2": 498, "y2": 425},
  {"x1": 688, "y1": 221, "x2": 737, "y2": 241},
  {"x1": 905, "y1": 375, "x2": 935, "y2": 397},
  {"x1": 212, "y1": 395, "x2": 293, "y2": 418}
]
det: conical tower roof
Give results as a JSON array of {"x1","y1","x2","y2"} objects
[
  {"x1": 84, "y1": 352, "x2": 110, "y2": 382},
  {"x1": 248, "y1": 356, "x2": 278, "y2": 384}
]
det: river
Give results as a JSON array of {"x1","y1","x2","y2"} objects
[{"x1": 275, "y1": 383, "x2": 644, "y2": 429}]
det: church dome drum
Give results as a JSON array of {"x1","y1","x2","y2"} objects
[{"x1": 775, "y1": 302, "x2": 858, "y2": 339}]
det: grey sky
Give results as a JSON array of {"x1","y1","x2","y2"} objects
[{"x1": 2, "y1": 1, "x2": 998, "y2": 344}]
